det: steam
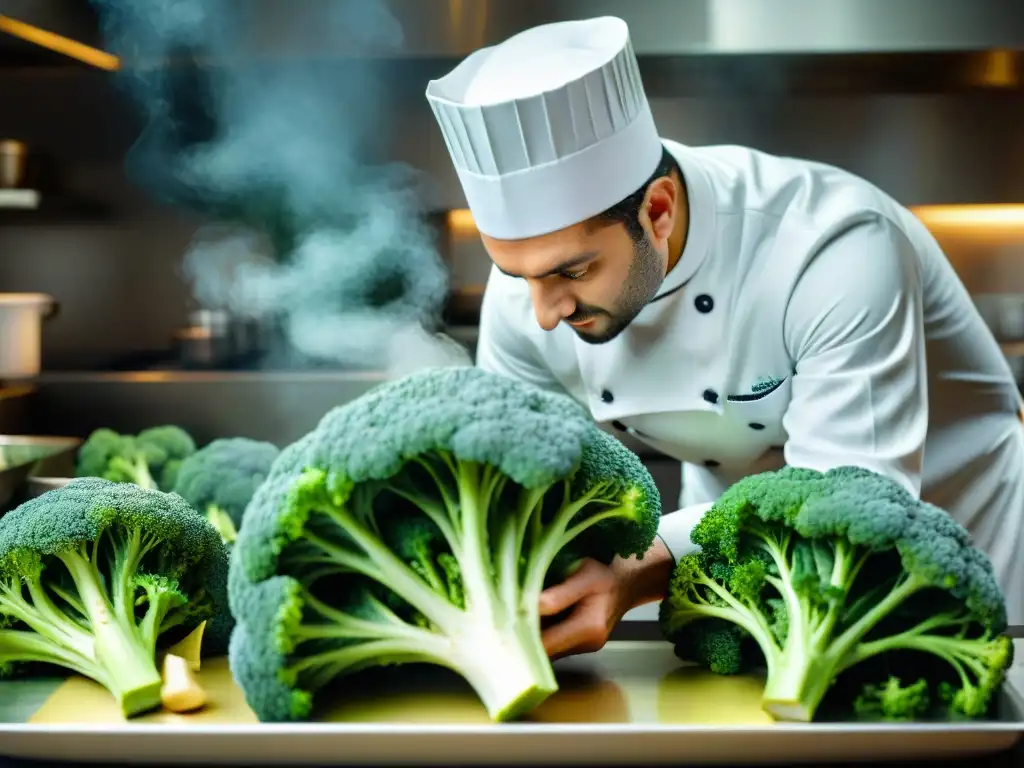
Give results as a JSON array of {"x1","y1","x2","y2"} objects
[{"x1": 89, "y1": 0, "x2": 468, "y2": 374}]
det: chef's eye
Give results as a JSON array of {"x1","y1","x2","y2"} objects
[{"x1": 562, "y1": 268, "x2": 588, "y2": 281}]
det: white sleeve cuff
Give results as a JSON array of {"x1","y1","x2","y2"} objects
[{"x1": 656, "y1": 502, "x2": 715, "y2": 564}]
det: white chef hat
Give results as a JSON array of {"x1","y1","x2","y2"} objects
[{"x1": 425, "y1": 17, "x2": 663, "y2": 240}]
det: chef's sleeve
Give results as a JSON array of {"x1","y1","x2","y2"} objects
[
  {"x1": 475, "y1": 267, "x2": 569, "y2": 395},
  {"x1": 654, "y1": 501, "x2": 715, "y2": 564},
  {"x1": 780, "y1": 215, "x2": 929, "y2": 496}
]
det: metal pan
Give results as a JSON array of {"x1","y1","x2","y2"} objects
[
  {"x1": 1, "y1": 640, "x2": 1021, "y2": 765},
  {"x1": 0, "y1": 434, "x2": 80, "y2": 509}
]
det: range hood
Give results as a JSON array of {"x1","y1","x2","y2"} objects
[
  {"x1": 393, "y1": 0, "x2": 1024, "y2": 57},
  {"x1": 2, "y1": 0, "x2": 1023, "y2": 69},
  {"x1": 0, "y1": 0, "x2": 114, "y2": 69}
]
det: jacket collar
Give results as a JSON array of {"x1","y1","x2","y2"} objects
[{"x1": 650, "y1": 140, "x2": 717, "y2": 301}]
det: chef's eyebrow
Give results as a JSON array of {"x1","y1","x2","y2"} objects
[{"x1": 495, "y1": 252, "x2": 597, "y2": 280}]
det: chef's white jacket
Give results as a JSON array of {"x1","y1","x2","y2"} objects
[{"x1": 476, "y1": 139, "x2": 1024, "y2": 626}]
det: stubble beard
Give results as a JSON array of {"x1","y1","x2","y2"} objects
[{"x1": 570, "y1": 234, "x2": 665, "y2": 345}]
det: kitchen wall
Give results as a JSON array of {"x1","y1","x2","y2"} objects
[{"x1": 2, "y1": 60, "x2": 1024, "y2": 369}]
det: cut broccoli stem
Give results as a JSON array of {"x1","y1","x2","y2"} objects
[
  {"x1": 286, "y1": 623, "x2": 554, "y2": 721},
  {"x1": 441, "y1": 460, "x2": 558, "y2": 713},
  {"x1": 287, "y1": 461, "x2": 663, "y2": 722},
  {"x1": 57, "y1": 548, "x2": 163, "y2": 717},
  {"x1": 760, "y1": 561, "x2": 928, "y2": 722},
  {"x1": 288, "y1": 592, "x2": 555, "y2": 720},
  {"x1": 670, "y1": 524, "x2": 935, "y2": 722},
  {"x1": 297, "y1": 465, "x2": 562, "y2": 720},
  {"x1": 446, "y1": 617, "x2": 560, "y2": 720}
]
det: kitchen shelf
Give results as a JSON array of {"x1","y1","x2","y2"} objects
[{"x1": 0, "y1": 193, "x2": 111, "y2": 224}]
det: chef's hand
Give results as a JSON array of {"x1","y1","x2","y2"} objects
[{"x1": 538, "y1": 537, "x2": 674, "y2": 660}]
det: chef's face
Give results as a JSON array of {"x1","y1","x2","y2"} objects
[{"x1": 481, "y1": 176, "x2": 679, "y2": 344}]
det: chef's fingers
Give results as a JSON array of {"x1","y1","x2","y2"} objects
[
  {"x1": 538, "y1": 559, "x2": 607, "y2": 616},
  {"x1": 541, "y1": 592, "x2": 615, "y2": 659}
]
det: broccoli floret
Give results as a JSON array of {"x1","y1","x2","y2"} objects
[
  {"x1": 76, "y1": 429, "x2": 157, "y2": 489},
  {"x1": 659, "y1": 465, "x2": 1013, "y2": 723},
  {"x1": 853, "y1": 677, "x2": 930, "y2": 721},
  {"x1": 0, "y1": 478, "x2": 232, "y2": 717},
  {"x1": 76, "y1": 426, "x2": 196, "y2": 492},
  {"x1": 136, "y1": 426, "x2": 197, "y2": 491},
  {"x1": 173, "y1": 438, "x2": 280, "y2": 545},
  {"x1": 228, "y1": 366, "x2": 660, "y2": 722}
]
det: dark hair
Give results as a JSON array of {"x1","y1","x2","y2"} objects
[{"x1": 587, "y1": 145, "x2": 679, "y2": 242}]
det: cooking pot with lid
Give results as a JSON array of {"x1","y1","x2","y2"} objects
[{"x1": 0, "y1": 293, "x2": 59, "y2": 380}]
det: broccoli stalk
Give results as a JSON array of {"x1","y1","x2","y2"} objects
[
  {"x1": 205, "y1": 505, "x2": 239, "y2": 544},
  {"x1": 136, "y1": 426, "x2": 197, "y2": 491},
  {"x1": 230, "y1": 366, "x2": 660, "y2": 723},
  {"x1": 76, "y1": 426, "x2": 196, "y2": 492},
  {"x1": 0, "y1": 478, "x2": 233, "y2": 717},
  {"x1": 660, "y1": 465, "x2": 1013, "y2": 723},
  {"x1": 691, "y1": 525, "x2": 897, "y2": 718},
  {"x1": 106, "y1": 451, "x2": 157, "y2": 490},
  {"x1": 273, "y1": 454, "x2": 646, "y2": 721},
  {"x1": 0, "y1": 541, "x2": 183, "y2": 715}
]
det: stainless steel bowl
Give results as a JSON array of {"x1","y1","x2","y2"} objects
[{"x1": 0, "y1": 434, "x2": 81, "y2": 509}]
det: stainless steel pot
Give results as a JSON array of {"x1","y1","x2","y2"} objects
[
  {"x1": 173, "y1": 309, "x2": 274, "y2": 369},
  {"x1": 0, "y1": 140, "x2": 28, "y2": 189},
  {"x1": 0, "y1": 434, "x2": 79, "y2": 509},
  {"x1": 0, "y1": 293, "x2": 58, "y2": 380}
]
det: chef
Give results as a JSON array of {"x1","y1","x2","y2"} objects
[{"x1": 425, "y1": 16, "x2": 1024, "y2": 657}]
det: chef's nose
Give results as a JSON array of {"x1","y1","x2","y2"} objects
[{"x1": 529, "y1": 281, "x2": 574, "y2": 332}]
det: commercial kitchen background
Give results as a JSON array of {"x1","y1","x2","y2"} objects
[{"x1": 4, "y1": 0, "x2": 1024, "y2": 519}]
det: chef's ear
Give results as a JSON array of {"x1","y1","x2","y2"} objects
[{"x1": 640, "y1": 176, "x2": 677, "y2": 242}]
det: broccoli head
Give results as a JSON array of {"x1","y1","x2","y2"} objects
[
  {"x1": 228, "y1": 366, "x2": 661, "y2": 723},
  {"x1": 76, "y1": 426, "x2": 196, "y2": 492},
  {"x1": 659, "y1": 465, "x2": 1012, "y2": 723},
  {"x1": 173, "y1": 438, "x2": 280, "y2": 545},
  {"x1": 0, "y1": 478, "x2": 232, "y2": 717},
  {"x1": 136, "y1": 426, "x2": 197, "y2": 491},
  {"x1": 76, "y1": 428, "x2": 156, "y2": 489}
]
